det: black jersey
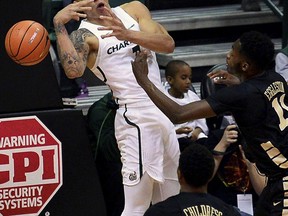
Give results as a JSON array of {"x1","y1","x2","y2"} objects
[
  {"x1": 206, "y1": 71, "x2": 288, "y2": 178},
  {"x1": 144, "y1": 192, "x2": 240, "y2": 216}
]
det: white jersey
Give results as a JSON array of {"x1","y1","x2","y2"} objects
[
  {"x1": 78, "y1": 7, "x2": 165, "y2": 106},
  {"x1": 165, "y1": 88, "x2": 209, "y2": 139},
  {"x1": 79, "y1": 7, "x2": 180, "y2": 188}
]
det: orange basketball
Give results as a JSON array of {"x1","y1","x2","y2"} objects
[{"x1": 5, "y1": 20, "x2": 51, "y2": 66}]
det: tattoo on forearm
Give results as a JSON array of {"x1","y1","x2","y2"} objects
[
  {"x1": 61, "y1": 52, "x2": 78, "y2": 68},
  {"x1": 54, "y1": 23, "x2": 67, "y2": 34},
  {"x1": 57, "y1": 28, "x2": 94, "y2": 75}
]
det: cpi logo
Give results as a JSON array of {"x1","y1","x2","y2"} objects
[{"x1": 0, "y1": 116, "x2": 62, "y2": 216}]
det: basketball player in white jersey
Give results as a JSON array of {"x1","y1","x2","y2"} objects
[{"x1": 53, "y1": 0, "x2": 180, "y2": 215}]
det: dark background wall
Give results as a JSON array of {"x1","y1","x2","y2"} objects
[
  {"x1": 0, "y1": 0, "x2": 63, "y2": 114},
  {"x1": 144, "y1": 0, "x2": 241, "y2": 10},
  {"x1": 0, "y1": 1, "x2": 106, "y2": 215}
]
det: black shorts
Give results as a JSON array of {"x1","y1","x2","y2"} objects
[{"x1": 254, "y1": 176, "x2": 288, "y2": 216}]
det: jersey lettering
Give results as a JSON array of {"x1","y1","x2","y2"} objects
[
  {"x1": 272, "y1": 94, "x2": 288, "y2": 131},
  {"x1": 262, "y1": 89, "x2": 288, "y2": 168},
  {"x1": 183, "y1": 205, "x2": 223, "y2": 216},
  {"x1": 107, "y1": 40, "x2": 131, "y2": 55},
  {"x1": 264, "y1": 81, "x2": 285, "y2": 101}
]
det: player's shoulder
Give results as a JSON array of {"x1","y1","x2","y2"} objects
[
  {"x1": 69, "y1": 27, "x2": 98, "y2": 53},
  {"x1": 70, "y1": 27, "x2": 94, "y2": 39},
  {"x1": 70, "y1": 28, "x2": 97, "y2": 43},
  {"x1": 122, "y1": 1, "x2": 145, "y2": 8},
  {"x1": 121, "y1": 1, "x2": 150, "y2": 17}
]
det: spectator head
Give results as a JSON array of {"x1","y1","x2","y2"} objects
[
  {"x1": 178, "y1": 143, "x2": 215, "y2": 188},
  {"x1": 165, "y1": 60, "x2": 191, "y2": 79}
]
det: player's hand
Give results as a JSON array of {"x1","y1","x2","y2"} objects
[
  {"x1": 176, "y1": 127, "x2": 193, "y2": 135},
  {"x1": 98, "y1": 7, "x2": 128, "y2": 40},
  {"x1": 131, "y1": 51, "x2": 149, "y2": 86},
  {"x1": 207, "y1": 69, "x2": 240, "y2": 86},
  {"x1": 54, "y1": 0, "x2": 92, "y2": 25}
]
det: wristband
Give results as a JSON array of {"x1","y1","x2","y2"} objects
[{"x1": 212, "y1": 150, "x2": 226, "y2": 156}]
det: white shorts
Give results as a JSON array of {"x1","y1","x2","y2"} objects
[{"x1": 115, "y1": 100, "x2": 180, "y2": 186}]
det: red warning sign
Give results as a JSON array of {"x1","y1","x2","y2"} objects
[{"x1": 0, "y1": 116, "x2": 62, "y2": 216}]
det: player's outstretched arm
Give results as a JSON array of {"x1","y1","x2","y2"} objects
[
  {"x1": 98, "y1": 1, "x2": 174, "y2": 53},
  {"x1": 53, "y1": 0, "x2": 93, "y2": 79},
  {"x1": 132, "y1": 51, "x2": 216, "y2": 124}
]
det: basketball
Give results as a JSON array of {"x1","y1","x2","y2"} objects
[{"x1": 5, "y1": 20, "x2": 51, "y2": 66}]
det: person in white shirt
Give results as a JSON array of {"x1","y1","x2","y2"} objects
[{"x1": 164, "y1": 60, "x2": 208, "y2": 151}]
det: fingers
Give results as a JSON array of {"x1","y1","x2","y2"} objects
[
  {"x1": 75, "y1": 0, "x2": 94, "y2": 6},
  {"x1": 134, "y1": 51, "x2": 148, "y2": 62},
  {"x1": 132, "y1": 51, "x2": 144, "y2": 67},
  {"x1": 207, "y1": 71, "x2": 217, "y2": 78},
  {"x1": 131, "y1": 51, "x2": 148, "y2": 75},
  {"x1": 100, "y1": 6, "x2": 118, "y2": 19},
  {"x1": 224, "y1": 124, "x2": 238, "y2": 143},
  {"x1": 99, "y1": 15, "x2": 114, "y2": 23},
  {"x1": 72, "y1": 6, "x2": 92, "y2": 14},
  {"x1": 212, "y1": 76, "x2": 227, "y2": 82},
  {"x1": 98, "y1": 28, "x2": 114, "y2": 39},
  {"x1": 212, "y1": 77, "x2": 227, "y2": 85},
  {"x1": 98, "y1": 11, "x2": 124, "y2": 39},
  {"x1": 226, "y1": 136, "x2": 238, "y2": 144},
  {"x1": 98, "y1": 6, "x2": 119, "y2": 24},
  {"x1": 77, "y1": 12, "x2": 88, "y2": 19},
  {"x1": 183, "y1": 127, "x2": 193, "y2": 133},
  {"x1": 70, "y1": 0, "x2": 93, "y2": 14},
  {"x1": 207, "y1": 69, "x2": 228, "y2": 80},
  {"x1": 227, "y1": 130, "x2": 238, "y2": 138},
  {"x1": 226, "y1": 124, "x2": 237, "y2": 131},
  {"x1": 98, "y1": 26, "x2": 123, "y2": 39}
]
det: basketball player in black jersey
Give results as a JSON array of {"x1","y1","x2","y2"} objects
[{"x1": 132, "y1": 31, "x2": 288, "y2": 216}]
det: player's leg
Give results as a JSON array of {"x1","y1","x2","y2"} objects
[
  {"x1": 121, "y1": 172, "x2": 154, "y2": 216},
  {"x1": 269, "y1": 176, "x2": 288, "y2": 215},
  {"x1": 115, "y1": 106, "x2": 154, "y2": 216},
  {"x1": 254, "y1": 176, "x2": 288, "y2": 216},
  {"x1": 152, "y1": 178, "x2": 179, "y2": 204},
  {"x1": 152, "y1": 127, "x2": 180, "y2": 204},
  {"x1": 254, "y1": 184, "x2": 271, "y2": 216}
]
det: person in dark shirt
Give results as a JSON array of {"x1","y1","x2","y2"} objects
[
  {"x1": 132, "y1": 31, "x2": 288, "y2": 216},
  {"x1": 144, "y1": 143, "x2": 241, "y2": 216}
]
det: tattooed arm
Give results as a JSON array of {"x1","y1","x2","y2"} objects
[
  {"x1": 53, "y1": 0, "x2": 96, "y2": 79},
  {"x1": 55, "y1": 28, "x2": 90, "y2": 78}
]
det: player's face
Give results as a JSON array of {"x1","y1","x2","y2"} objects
[
  {"x1": 79, "y1": 0, "x2": 111, "y2": 18},
  {"x1": 226, "y1": 40, "x2": 245, "y2": 77},
  {"x1": 169, "y1": 65, "x2": 192, "y2": 94}
]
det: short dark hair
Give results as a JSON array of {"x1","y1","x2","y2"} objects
[
  {"x1": 239, "y1": 31, "x2": 274, "y2": 70},
  {"x1": 165, "y1": 60, "x2": 190, "y2": 78},
  {"x1": 179, "y1": 143, "x2": 215, "y2": 187}
]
